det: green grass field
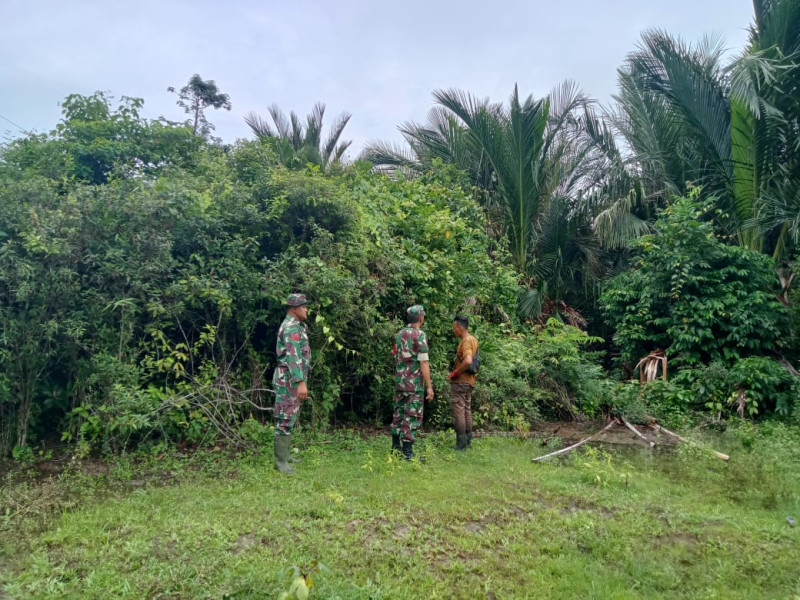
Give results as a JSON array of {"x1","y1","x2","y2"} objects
[{"x1": 1, "y1": 426, "x2": 799, "y2": 599}]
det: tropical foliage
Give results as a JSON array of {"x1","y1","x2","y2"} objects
[
  {"x1": 368, "y1": 83, "x2": 607, "y2": 320},
  {"x1": 600, "y1": 191, "x2": 788, "y2": 368},
  {"x1": 245, "y1": 102, "x2": 352, "y2": 172},
  {"x1": 1, "y1": 0, "x2": 799, "y2": 456},
  {"x1": 0, "y1": 96, "x2": 616, "y2": 454},
  {"x1": 597, "y1": 0, "x2": 800, "y2": 260}
]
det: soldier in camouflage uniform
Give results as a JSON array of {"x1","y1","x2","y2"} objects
[
  {"x1": 391, "y1": 304, "x2": 434, "y2": 460},
  {"x1": 273, "y1": 293, "x2": 311, "y2": 474}
]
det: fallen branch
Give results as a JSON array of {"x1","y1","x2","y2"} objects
[
  {"x1": 620, "y1": 417, "x2": 655, "y2": 448},
  {"x1": 532, "y1": 421, "x2": 616, "y2": 463},
  {"x1": 655, "y1": 425, "x2": 729, "y2": 461}
]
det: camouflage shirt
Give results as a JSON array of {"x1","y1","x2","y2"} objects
[
  {"x1": 394, "y1": 326, "x2": 430, "y2": 393},
  {"x1": 273, "y1": 315, "x2": 310, "y2": 385}
]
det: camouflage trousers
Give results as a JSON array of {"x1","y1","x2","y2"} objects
[
  {"x1": 391, "y1": 391, "x2": 424, "y2": 442},
  {"x1": 273, "y1": 380, "x2": 301, "y2": 436}
]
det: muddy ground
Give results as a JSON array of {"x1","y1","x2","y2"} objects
[
  {"x1": 528, "y1": 419, "x2": 673, "y2": 447},
  {"x1": 0, "y1": 420, "x2": 672, "y2": 481}
]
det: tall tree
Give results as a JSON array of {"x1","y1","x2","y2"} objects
[
  {"x1": 168, "y1": 74, "x2": 232, "y2": 138},
  {"x1": 244, "y1": 102, "x2": 351, "y2": 173},
  {"x1": 1, "y1": 92, "x2": 199, "y2": 185}
]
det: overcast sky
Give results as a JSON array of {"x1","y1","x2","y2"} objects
[{"x1": 2, "y1": 0, "x2": 755, "y2": 156}]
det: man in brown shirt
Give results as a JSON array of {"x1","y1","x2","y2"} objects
[{"x1": 448, "y1": 315, "x2": 478, "y2": 450}]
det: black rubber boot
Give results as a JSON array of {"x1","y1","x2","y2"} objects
[
  {"x1": 391, "y1": 434, "x2": 402, "y2": 455},
  {"x1": 466, "y1": 431, "x2": 472, "y2": 448},
  {"x1": 402, "y1": 441, "x2": 425, "y2": 462},
  {"x1": 402, "y1": 441, "x2": 414, "y2": 461},
  {"x1": 273, "y1": 434, "x2": 296, "y2": 474},
  {"x1": 453, "y1": 433, "x2": 468, "y2": 451},
  {"x1": 287, "y1": 433, "x2": 302, "y2": 464}
]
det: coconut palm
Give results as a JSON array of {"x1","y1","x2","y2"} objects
[
  {"x1": 736, "y1": 0, "x2": 800, "y2": 258},
  {"x1": 245, "y1": 102, "x2": 352, "y2": 172},
  {"x1": 367, "y1": 82, "x2": 609, "y2": 318},
  {"x1": 435, "y1": 86, "x2": 586, "y2": 259}
]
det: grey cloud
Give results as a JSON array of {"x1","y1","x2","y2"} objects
[{"x1": 1, "y1": 0, "x2": 754, "y2": 153}]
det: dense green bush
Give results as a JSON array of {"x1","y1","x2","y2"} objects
[
  {"x1": 3, "y1": 89, "x2": 796, "y2": 456},
  {"x1": 674, "y1": 357, "x2": 800, "y2": 418},
  {"x1": 601, "y1": 191, "x2": 788, "y2": 369},
  {"x1": 2, "y1": 105, "x2": 611, "y2": 454},
  {"x1": 468, "y1": 319, "x2": 611, "y2": 430},
  {"x1": 600, "y1": 192, "x2": 796, "y2": 422}
]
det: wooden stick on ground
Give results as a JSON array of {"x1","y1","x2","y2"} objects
[
  {"x1": 620, "y1": 417, "x2": 655, "y2": 448},
  {"x1": 532, "y1": 421, "x2": 616, "y2": 463},
  {"x1": 655, "y1": 425, "x2": 729, "y2": 461}
]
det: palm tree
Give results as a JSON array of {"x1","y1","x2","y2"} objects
[
  {"x1": 433, "y1": 83, "x2": 601, "y2": 299},
  {"x1": 245, "y1": 102, "x2": 352, "y2": 172},
  {"x1": 366, "y1": 83, "x2": 607, "y2": 319},
  {"x1": 735, "y1": 0, "x2": 800, "y2": 259},
  {"x1": 363, "y1": 107, "x2": 495, "y2": 193},
  {"x1": 597, "y1": 0, "x2": 800, "y2": 260}
]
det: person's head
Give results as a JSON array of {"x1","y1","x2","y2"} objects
[
  {"x1": 406, "y1": 304, "x2": 425, "y2": 326},
  {"x1": 452, "y1": 315, "x2": 469, "y2": 337},
  {"x1": 286, "y1": 293, "x2": 309, "y2": 321}
]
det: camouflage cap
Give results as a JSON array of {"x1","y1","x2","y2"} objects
[
  {"x1": 286, "y1": 293, "x2": 309, "y2": 307},
  {"x1": 406, "y1": 304, "x2": 425, "y2": 317}
]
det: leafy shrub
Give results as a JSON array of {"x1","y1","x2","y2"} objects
[
  {"x1": 601, "y1": 192, "x2": 788, "y2": 369},
  {"x1": 600, "y1": 192, "x2": 794, "y2": 420},
  {"x1": 467, "y1": 319, "x2": 610, "y2": 429},
  {"x1": 675, "y1": 357, "x2": 799, "y2": 419}
]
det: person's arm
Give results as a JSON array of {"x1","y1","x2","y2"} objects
[
  {"x1": 450, "y1": 353, "x2": 473, "y2": 378},
  {"x1": 417, "y1": 331, "x2": 433, "y2": 400},
  {"x1": 286, "y1": 326, "x2": 309, "y2": 400},
  {"x1": 420, "y1": 361, "x2": 434, "y2": 401},
  {"x1": 449, "y1": 338, "x2": 477, "y2": 379}
]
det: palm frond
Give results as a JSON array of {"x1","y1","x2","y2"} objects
[
  {"x1": 322, "y1": 111, "x2": 352, "y2": 166},
  {"x1": 268, "y1": 104, "x2": 292, "y2": 139},
  {"x1": 244, "y1": 112, "x2": 275, "y2": 138}
]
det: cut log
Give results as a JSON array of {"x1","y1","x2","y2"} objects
[{"x1": 532, "y1": 421, "x2": 616, "y2": 462}]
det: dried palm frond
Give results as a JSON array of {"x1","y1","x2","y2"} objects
[{"x1": 635, "y1": 349, "x2": 668, "y2": 384}]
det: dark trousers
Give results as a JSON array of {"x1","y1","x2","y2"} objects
[{"x1": 450, "y1": 383, "x2": 473, "y2": 435}]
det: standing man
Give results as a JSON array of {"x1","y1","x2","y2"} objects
[
  {"x1": 273, "y1": 293, "x2": 311, "y2": 475},
  {"x1": 391, "y1": 304, "x2": 434, "y2": 460},
  {"x1": 448, "y1": 315, "x2": 478, "y2": 450}
]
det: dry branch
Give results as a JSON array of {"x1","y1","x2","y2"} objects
[
  {"x1": 532, "y1": 421, "x2": 616, "y2": 462},
  {"x1": 620, "y1": 417, "x2": 655, "y2": 448}
]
